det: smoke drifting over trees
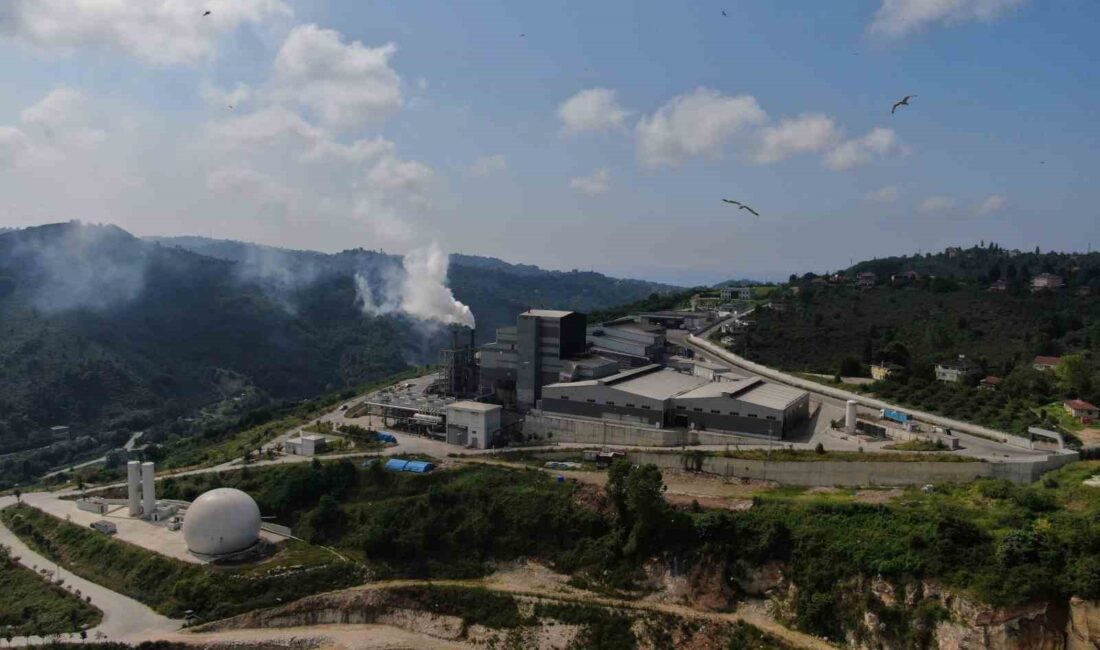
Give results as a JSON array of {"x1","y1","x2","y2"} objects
[{"x1": 355, "y1": 242, "x2": 475, "y2": 328}]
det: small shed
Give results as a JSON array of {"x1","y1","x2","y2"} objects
[{"x1": 377, "y1": 432, "x2": 398, "y2": 444}]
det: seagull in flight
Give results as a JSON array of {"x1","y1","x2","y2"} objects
[
  {"x1": 722, "y1": 199, "x2": 759, "y2": 216},
  {"x1": 203, "y1": 10, "x2": 211, "y2": 16},
  {"x1": 891, "y1": 95, "x2": 916, "y2": 114}
]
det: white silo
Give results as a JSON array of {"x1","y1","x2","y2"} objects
[
  {"x1": 126, "y1": 461, "x2": 142, "y2": 516},
  {"x1": 845, "y1": 400, "x2": 858, "y2": 434},
  {"x1": 141, "y1": 461, "x2": 156, "y2": 518}
]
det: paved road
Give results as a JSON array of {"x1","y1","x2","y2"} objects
[
  {"x1": 0, "y1": 496, "x2": 182, "y2": 645},
  {"x1": 684, "y1": 316, "x2": 1049, "y2": 461}
]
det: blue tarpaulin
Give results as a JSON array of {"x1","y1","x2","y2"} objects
[
  {"x1": 377, "y1": 432, "x2": 398, "y2": 444},
  {"x1": 404, "y1": 460, "x2": 435, "y2": 473},
  {"x1": 383, "y1": 458, "x2": 435, "y2": 473},
  {"x1": 384, "y1": 458, "x2": 410, "y2": 472}
]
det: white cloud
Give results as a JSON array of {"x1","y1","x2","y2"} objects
[
  {"x1": 273, "y1": 24, "x2": 402, "y2": 130},
  {"x1": 754, "y1": 113, "x2": 840, "y2": 164},
  {"x1": 19, "y1": 87, "x2": 105, "y2": 149},
  {"x1": 824, "y1": 127, "x2": 909, "y2": 170},
  {"x1": 869, "y1": 0, "x2": 1026, "y2": 38},
  {"x1": 204, "y1": 106, "x2": 324, "y2": 151},
  {"x1": 636, "y1": 87, "x2": 767, "y2": 167},
  {"x1": 976, "y1": 194, "x2": 1007, "y2": 215},
  {"x1": 866, "y1": 185, "x2": 901, "y2": 204},
  {"x1": 557, "y1": 88, "x2": 630, "y2": 135},
  {"x1": 303, "y1": 137, "x2": 394, "y2": 163},
  {"x1": 0, "y1": 0, "x2": 291, "y2": 66},
  {"x1": 206, "y1": 166, "x2": 297, "y2": 208},
  {"x1": 200, "y1": 82, "x2": 252, "y2": 109},
  {"x1": 569, "y1": 169, "x2": 611, "y2": 196},
  {"x1": 364, "y1": 156, "x2": 434, "y2": 207},
  {"x1": 0, "y1": 126, "x2": 33, "y2": 168},
  {"x1": 919, "y1": 196, "x2": 955, "y2": 213},
  {"x1": 469, "y1": 154, "x2": 508, "y2": 176}
]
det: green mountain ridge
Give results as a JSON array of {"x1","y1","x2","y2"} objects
[{"x1": 0, "y1": 223, "x2": 678, "y2": 485}]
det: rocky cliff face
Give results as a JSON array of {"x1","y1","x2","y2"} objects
[{"x1": 660, "y1": 558, "x2": 1100, "y2": 650}]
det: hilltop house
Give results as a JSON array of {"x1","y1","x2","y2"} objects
[
  {"x1": 856, "y1": 271, "x2": 877, "y2": 289},
  {"x1": 719, "y1": 286, "x2": 754, "y2": 301},
  {"x1": 1064, "y1": 399, "x2": 1099, "y2": 423},
  {"x1": 935, "y1": 355, "x2": 982, "y2": 384},
  {"x1": 1033, "y1": 356, "x2": 1062, "y2": 372},
  {"x1": 1032, "y1": 273, "x2": 1065, "y2": 292}
]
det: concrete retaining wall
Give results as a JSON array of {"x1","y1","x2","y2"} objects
[
  {"x1": 623, "y1": 450, "x2": 1079, "y2": 486},
  {"x1": 524, "y1": 411, "x2": 764, "y2": 447}
]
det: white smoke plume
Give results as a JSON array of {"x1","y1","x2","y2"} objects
[{"x1": 353, "y1": 242, "x2": 474, "y2": 328}]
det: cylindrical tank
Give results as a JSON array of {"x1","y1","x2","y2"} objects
[
  {"x1": 126, "y1": 461, "x2": 141, "y2": 516},
  {"x1": 845, "y1": 400, "x2": 858, "y2": 434},
  {"x1": 141, "y1": 461, "x2": 156, "y2": 518}
]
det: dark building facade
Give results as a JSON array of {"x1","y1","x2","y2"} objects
[{"x1": 479, "y1": 309, "x2": 588, "y2": 409}]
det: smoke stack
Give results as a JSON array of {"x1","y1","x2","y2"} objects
[
  {"x1": 141, "y1": 461, "x2": 155, "y2": 518},
  {"x1": 126, "y1": 461, "x2": 141, "y2": 516},
  {"x1": 469, "y1": 327, "x2": 475, "y2": 349}
]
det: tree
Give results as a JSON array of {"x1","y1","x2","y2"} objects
[
  {"x1": 1055, "y1": 353, "x2": 1092, "y2": 397},
  {"x1": 621, "y1": 464, "x2": 669, "y2": 559}
]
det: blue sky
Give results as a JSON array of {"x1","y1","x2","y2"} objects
[{"x1": 0, "y1": 1, "x2": 1097, "y2": 285}]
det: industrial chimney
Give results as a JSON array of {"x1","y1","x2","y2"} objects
[
  {"x1": 126, "y1": 461, "x2": 141, "y2": 516},
  {"x1": 141, "y1": 461, "x2": 156, "y2": 519}
]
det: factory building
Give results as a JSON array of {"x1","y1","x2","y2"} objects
[
  {"x1": 635, "y1": 311, "x2": 714, "y2": 332},
  {"x1": 586, "y1": 317, "x2": 666, "y2": 367},
  {"x1": 479, "y1": 309, "x2": 602, "y2": 408},
  {"x1": 445, "y1": 401, "x2": 502, "y2": 449},
  {"x1": 285, "y1": 434, "x2": 328, "y2": 456},
  {"x1": 538, "y1": 364, "x2": 808, "y2": 439}
]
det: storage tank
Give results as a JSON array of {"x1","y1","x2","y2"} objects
[
  {"x1": 183, "y1": 488, "x2": 262, "y2": 557},
  {"x1": 126, "y1": 461, "x2": 141, "y2": 516},
  {"x1": 845, "y1": 400, "x2": 858, "y2": 435}
]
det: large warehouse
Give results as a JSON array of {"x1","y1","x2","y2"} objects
[{"x1": 538, "y1": 364, "x2": 809, "y2": 439}]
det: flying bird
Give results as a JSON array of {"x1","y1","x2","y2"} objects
[
  {"x1": 891, "y1": 95, "x2": 917, "y2": 114},
  {"x1": 722, "y1": 199, "x2": 759, "y2": 216},
  {"x1": 203, "y1": 10, "x2": 211, "y2": 16},
  {"x1": 722, "y1": 10, "x2": 727, "y2": 16}
]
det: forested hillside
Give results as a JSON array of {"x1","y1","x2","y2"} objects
[
  {"x1": 0, "y1": 223, "x2": 676, "y2": 484},
  {"x1": 735, "y1": 243, "x2": 1100, "y2": 435}
]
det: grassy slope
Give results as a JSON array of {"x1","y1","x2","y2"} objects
[
  {"x1": 0, "y1": 505, "x2": 360, "y2": 621},
  {"x1": 0, "y1": 550, "x2": 101, "y2": 636}
]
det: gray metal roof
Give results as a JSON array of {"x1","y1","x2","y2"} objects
[
  {"x1": 736, "y1": 382, "x2": 807, "y2": 410},
  {"x1": 523, "y1": 309, "x2": 575, "y2": 318},
  {"x1": 448, "y1": 401, "x2": 501, "y2": 413},
  {"x1": 612, "y1": 368, "x2": 708, "y2": 400}
]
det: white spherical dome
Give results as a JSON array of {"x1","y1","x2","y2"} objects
[{"x1": 183, "y1": 488, "x2": 262, "y2": 557}]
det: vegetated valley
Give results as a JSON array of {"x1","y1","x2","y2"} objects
[{"x1": 0, "y1": 222, "x2": 674, "y2": 487}]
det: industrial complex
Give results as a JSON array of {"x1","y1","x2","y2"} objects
[{"x1": 358, "y1": 307, "x2": 812, "y2": 447}]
